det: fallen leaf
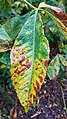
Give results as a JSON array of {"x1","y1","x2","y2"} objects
[{"x1": 13, "y1": 109, "x2": 17, "y2": 119}]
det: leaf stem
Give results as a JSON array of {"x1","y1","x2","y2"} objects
[
  {"x1": 23, "y1": 0, "x2": 37, "y2": 10},
  {"x1": 59, "y1": 82, "x2": 67, "y2": 113}
]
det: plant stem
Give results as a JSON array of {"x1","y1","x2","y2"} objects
[
  {"x1": 23, "y1": 0, "x2": 37, "y2": 10},
  {"x1": 59, "y1": 83, "x2": 67, "y2": 113}
]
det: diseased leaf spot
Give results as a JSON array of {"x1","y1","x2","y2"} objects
[
  {"x1": 25, "y1": 100, "x2": 28, "y2": 103},
  {"x1": 20, "y1": 51, "x2": 25, "y2": 55},
  {"x1": 26, "y1": 62, "x2": 32, "y2": 69},
  {"x1": 30, "y1": 94, "x2": 33, "y2": 98},
  {"x1": 38, "y1": 63, "x2": 40, "y2": 65},
  {"x1": 41, "y1": 69, "x2": 44, "y2": 74},
  {"x1": 21, "y1": 73, "x2": 25, "y2": 76},
  {"x1": 18, "y1": 88, "x2": 20, "y2": 90},
  {"x1": 33, "y1": 95, "x2": 36, "y2": 101},
  {"x1": 19, "y1": 56, "x2": 25, "y2": 64},
  {"x1": 35, "y1": 68, "x2": 38, "y2": 70},
  {"x1": 38, "y1": 76, "x2": 43, "y2": 82},
  {"x1": 22, "y1": 102, "x2": 24, "y2": 105},
  {"x1": 33, "y1": 86, "x2": 37, "y2": 94},
  {"x1": 14, "y1": 82, "x2": 19, "y2": 85},
  {"x1": 24, "y1": 82, "x2": 29, "y2": 86},
  {"x1": 24, "y1": 89, "x2": 28, "y2": 92},
  {"x1": 14, "y1": 68, "x2": 18, "y2": 73},
  {"x1": 16, "y1": 48, "x2": 20, "y2": 51},
  {"x1": 26, "y1": 60, "x2": 29, "y2": 63},
  {"x1": 36, "y1": 80, "x2": 40, "y2": 90},
  {"x1": 44, "y1": 60, "x2": 49, "y2": 69},
  {"x1": 21, "y1": 68, "x2": 26, "y2": 72},
  {"x1": 12, "y1": 53, "x2": 16, "y2": 57}
]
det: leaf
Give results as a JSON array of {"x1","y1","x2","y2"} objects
[
  {"x1": 0, "y1": 27, "x2": 11, "y2": 52},
  {"x1": 3, "y1": 12, "x2": 32, "y2": 39},
  {"x1": 39, "y1": 2, "x2": 63, "y2": 13},
  {"x1": 47, "y1": 55, "x2": 60, "y2": 80},
  {"x1": 0, "y1": 52, "x2": 10, "y2": 68},
  {"x1": 10, "y1": 12, "x2": 49, "y2": 112},
  {"x1": 54, "y1": 12, "x2": 67, "y2": 27},
  {"x1": 59, "y1": 54, "x2": 67, "y2": 66},
  {"x1": 0, "y1": 0, "x2": 12, "y2": 18},
  {"x1": 46, "y1": 11, "x2": 67, "y2": 40},
  {"x1": 0, "y1": 12, "x2": 32, "y2": 52}
]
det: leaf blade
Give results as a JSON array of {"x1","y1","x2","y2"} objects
[
  {"x1": 47, "y1": 55, "x2": 60, "y2": 80},
  {"x1": 10, "y1": 13, "x2": 49, "y2": 112}
]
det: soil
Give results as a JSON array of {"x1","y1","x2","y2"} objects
[{"x1": 0, "y1": 79, "x2": 67, "y2": 119}]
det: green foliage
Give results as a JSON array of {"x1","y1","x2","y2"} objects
[
  {"x1": 0, "y1": 0, "x2": 67, "y2": 113},
  {"x1": 47, "y1": 54, "x2": 67, "y2": 80}
]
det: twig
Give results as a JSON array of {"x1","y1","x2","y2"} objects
[
  {"x1": 31, "y1": 111, "x2": 41, "y2": 119},
  {"x1": 59, "y1": 82, "x2": 67, "y2": 113},
  {"x1": 23, "y1": 0, "x2": 37, "y2": 10}
]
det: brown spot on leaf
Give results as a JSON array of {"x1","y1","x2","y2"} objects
[
  {"x1": 21, "y1": 68, "x2": 26, "y2": 72},
  {"x1": 14, "y1": 68, "x2": 18, "y2": 73},
  {"x1": 20, "y1": 51, "x2": 25, "y2": 55},
  {"x1": 25, "y1": 100, "x2": 28, "y2": 103},
  {"x1": 24, "y1": 82, "x2": 29, "y2": 86},
  {"x1": 4, "y1": 43, "x2": 10, "y2": 49},
  {"x1": 30, "y1": 94, "x2": 33, "y2": 98},
  {"x1": 38, "y1": 63, "x2": 40, "y2": 65},
  {"x1": 21, "y1": 73, "x2": 24, "y2": 76},
  {"x1": 26, "y1": 63, "x2": 31, "y2": 69},
  {"x1": 26, "y1": 60, "x2": 29, "y2": 64},
  {"x1": 22, "y1": 102, "x2": 24, "y2": 105},
  {"x1": 33, "y1": 95, "x2": 36, "y2": 101},
  {"x1": 36, "y1": 80, "x2": 40, "y2": 90},
  {"x1": 38, "y1": 76, "x2": 43, "y2": 82},
  {"x1": 41, "y1": 69, "x2": 44, "y2": 74},
  {"x1": 35, "y1": 68, "x2": 38, "y2": 70},
  {"x1": 34, "y1": 86, "x2": 37, "y2": 94},
  {"x1": 14, "y1": 82, "x2": 18, "y2": 85},
  {"x1": 19, "y1": 56, "x2": 25, "y2": 65},
  {"x1": 16, "y1": 48, "x2": 19, "y2": 51},
  {"x1": 40, "y1": 60, "x2": 43, "y2": 62},
  {"x1": 29, "y1": 100, "x2": 32, "y2": 105},
  {"x1": 24, "y1": 89, "x2": 28, "y2": 92},
  {"x1": 12, "y1": 53, "x2": 16, "y2": 57},
  {"x1": 44, "y1": 60, "x2": 49, "y2": 69}
]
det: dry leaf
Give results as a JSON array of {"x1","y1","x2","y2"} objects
[
  {"x1": 54, "y1": 12, "x2": 67, "y2": 26},
  {"x1": 13, "y1": 109, "x2": 17, "y2": 119}
]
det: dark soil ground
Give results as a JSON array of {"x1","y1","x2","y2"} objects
[{"x1": 0, "y1": 79, "x2": 67, "y2": 119}]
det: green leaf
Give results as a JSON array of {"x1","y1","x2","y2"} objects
[
  {"x1": 47, "y1": 55, "x2": 60, "y2": 80},
  {"x1": 0, "y1": 12, "x2": 32, "y2": 52},
  {"x1": 0, "y1": 12, "x2": 32, "y2": 70},
  {"x1": 59, "y1": 54, "x2": 67, "y2": 66},
  {"x1": 0, "y1": 26, "x2": 11, "y2": 52},
  {"x1": 3, "y1": 12, "x2": 32, "y2": 39},
  {"x1": 47, "y1": 54, "x2": 67, "y2": 80},
  {"x1": 0, "y1": 0, "x2": 12, "y2": 18},
  {"x1": 46, "y1": 11, "x2": 67, "y2": 40},
  {"x1": 10, "y1": 12, "x2": 49, "y2": 112},
  {"x1": 0, "y1": 52, "x2": 10, "y2": 68}
]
